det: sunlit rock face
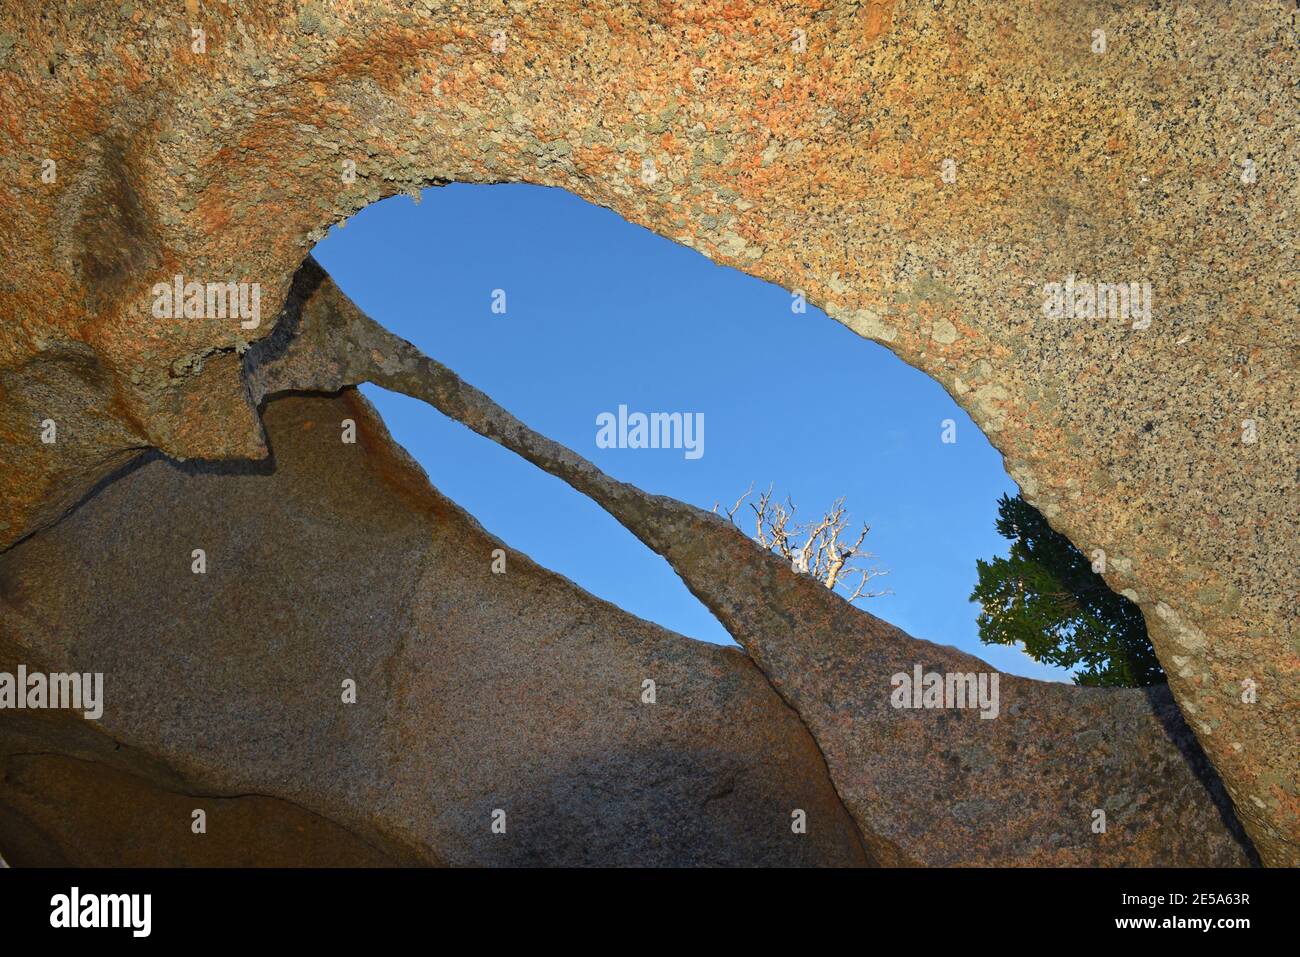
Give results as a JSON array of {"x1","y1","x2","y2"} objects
[{"x1": 0, "y1": 1, "x2": 1293, "y2": 862}]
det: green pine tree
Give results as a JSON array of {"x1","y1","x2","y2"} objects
[{"x1": 971, "y1": 493, "x2": 1164, "y2": 687}]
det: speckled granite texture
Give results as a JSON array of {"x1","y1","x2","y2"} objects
[
  {"x1": 0, "y1": 1, "x2": 1294, "y2": 862},
  {"x1": 0, "y1": 391, "x2": 869, "y2": 866},
  {"x1": 242, "y1": 271, "x2": 1255, "y2": 865}
]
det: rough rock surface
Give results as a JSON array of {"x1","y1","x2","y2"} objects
[
  {"x1": 0, "y1": 753, "x2": 405, "y2": 866},
  {"x1": 0, "y1": 390, "x2": 868, "y2": 867},
  {"x1": 0, "y1": 1, "x2": 1294, "y2": 861},
  {"x1": 257, "y1": 274, "x2": 1251, "y2": 866}
]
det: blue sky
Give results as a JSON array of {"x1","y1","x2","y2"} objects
[{"x1": 313, "y1": 183, "x2": 1072, "y2": 682}]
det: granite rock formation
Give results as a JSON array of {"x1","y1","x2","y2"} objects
[
  {"x1": 239, "y1": 265, "x2": 1256, "y2": 866},
  {"x1": 0, "y1": 266, "x2": 1259, "y2": 865},
  {"x1": 0, "y1": 0, "x2": 1294, "y2": 863},
  {"x1": 0, "y1": 390, "x2": 868, "y2": 866}
]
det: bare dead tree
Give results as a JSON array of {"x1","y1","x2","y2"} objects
[{"x1": 714, "y1": 484, "x2": 890, "y2": 603}]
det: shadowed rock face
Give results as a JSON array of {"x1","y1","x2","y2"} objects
[
  {"x1": 0, "y1": 391, "x2": 869, "y2": 867},
  {"x1": 0, "y1": 753, "x2": 405, "y2": 867},
  {"x1": 0, "y1": 1, "x2": 1294, "y2": 862},
  {"x1": 242, "y1": 270, "x2": 1252, "y2": 866}
]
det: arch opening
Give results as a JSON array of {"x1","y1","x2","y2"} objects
[{"x1": 311, "y1": 181, "x2": 1123, "y2": 684}]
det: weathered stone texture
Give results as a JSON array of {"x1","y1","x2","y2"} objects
[
  {"x1": 0, "y1": 1, "x2": 1294, "y2": 861},
  {"x1": 0, "y1": 391, "x2": 868, "y2": 867},
  {"x1": 262, "y1": 282, "x2": 1250, "y2": 865}
]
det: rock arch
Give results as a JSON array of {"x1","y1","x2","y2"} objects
[{"x1": 0, "y1": 1, "x2": 1293, "y2": 862}]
